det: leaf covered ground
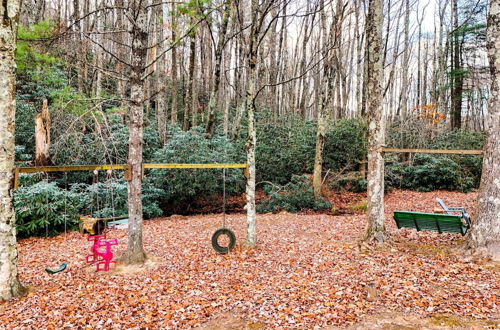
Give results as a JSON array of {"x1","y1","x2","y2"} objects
[{"x1": 1, "y1": 190, "x2": 498, "y2": 329}]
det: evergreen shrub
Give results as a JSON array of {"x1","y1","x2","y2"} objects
[{"x1": 257, "y1": 175, "x2": 331, "y2": 213}]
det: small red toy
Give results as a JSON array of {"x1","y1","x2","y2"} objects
[{"x1": 86, "y1": 234, "x2": 118, "y2": 271}]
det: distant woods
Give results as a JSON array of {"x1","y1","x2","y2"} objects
[{"x1": 17, "y1": 0, "x2": 490, "y2": 134}]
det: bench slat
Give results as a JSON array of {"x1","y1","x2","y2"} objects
[{"x1": 393, "y1": 211, "x2": 468, "y2": 235}]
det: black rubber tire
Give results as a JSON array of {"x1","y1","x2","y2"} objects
[{"x1": 211, "y1": 228, "x2": 236, "y2": 254}]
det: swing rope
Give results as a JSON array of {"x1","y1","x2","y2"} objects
[{"x1": 222, "y1": 167, "x2": 226, "y2": 228}]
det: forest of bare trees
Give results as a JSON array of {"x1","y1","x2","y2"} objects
[{"x1": 17, "y1": 0, "x2": 490, "y2": 134}]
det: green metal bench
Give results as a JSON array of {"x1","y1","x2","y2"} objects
[{"x1": 393, "y1": 211, "x2": 470, "y2": 235}]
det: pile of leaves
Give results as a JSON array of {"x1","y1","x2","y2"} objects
[{"x1": 1, "y1": 190, "x2": 497, "y2": 328}]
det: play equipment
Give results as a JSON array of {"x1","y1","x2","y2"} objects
[
  {"x1": 393, "y1": 198, "x2": 471, "y2": 235},
  {"x1": 14, "y1": 164, "x2": 247, "y2": 254},
  {"x1": 45, "y1": 263, "x2": 67, "y2": 274},
  {"x1": 86, "y1": 234, "x2": 118, "y2": 271},
  {"x1": 211, "y1": 168, "x2": 236, "y2": 254}
]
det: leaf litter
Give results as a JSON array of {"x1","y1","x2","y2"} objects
[{"x1": 0, "y1": 189, "x2": 498, "y2": 328}]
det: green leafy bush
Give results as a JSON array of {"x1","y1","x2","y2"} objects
[
  {"x1": 77, "y1": 179, "x2": 164, "y2": 219},
  {"x1": 324, "y1": 119, "x2": 367, "y2": 172},
  {"x1": 255, "y1": 119, "x2": 315, "y2": 185},
  {"x1": 257, "y1": 175, "x2": 331, "y2": 213},
  {"x1": 14, "y1": 181, "x2": 84, "y2": 238},
  {"x1": 427, "y1": 130, "x2": 484, "y2": 188},
  {"x1": 331, "y1": 176, "x2": 368, "y2": 193},
  {"x1": 401, "y1": 154, "x2": 472, "y2": 192},
  {"x1": 147, "y1": 127, "x2": 245, "y2": 208}
]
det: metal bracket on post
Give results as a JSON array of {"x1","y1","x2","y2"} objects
[{"x1": 243, "y1": 166, "x2": 250, "y2": 179}]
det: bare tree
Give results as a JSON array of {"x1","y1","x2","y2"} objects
[{"x1": 364, "y1": 0, "x2": 387, "y2": 243}]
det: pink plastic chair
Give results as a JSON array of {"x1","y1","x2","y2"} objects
[{"x1": 86, "y1": 234, "x2": 118, "y2": 271}]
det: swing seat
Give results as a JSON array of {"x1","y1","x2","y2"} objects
[
  {"x1": 393, "y1": 211, "x2": 469, "y2": 235},
  {"x1": 45, "y1": 263, "x2": 67, "y2": 274}
]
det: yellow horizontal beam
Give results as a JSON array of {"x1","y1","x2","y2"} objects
[
  {"x1": 144, "y1": 163, "x2": 247, "y2": 169},
  {"x1": 382, "y1": 148, "x2": 483, "y2": 155},
  {"x1": 17, "y1": 164, "x2": 129, "y2": 173},
  {"x1": 16, "y1": 163, "x2": 248, "y2": 174}
]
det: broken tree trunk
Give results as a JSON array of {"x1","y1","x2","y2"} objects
[{"x1": 35, "y1": 99, "x2": 51, "y2": 166}]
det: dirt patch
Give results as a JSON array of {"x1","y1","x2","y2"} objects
[
  {"x1": 341, "y1": 311, "x2": 499, "y2": 329},
  {"x1": 194, "y1": 313, "x2": 265, "y2": 329}
]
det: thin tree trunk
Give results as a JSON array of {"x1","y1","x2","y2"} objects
[
  {"x1": 451, "y1": 0, "x2": 463, "y2": 130},
  {"x1": 205, "y1": 0, "x2": 231, "y2": 134},
  {"x1": 170, "y1": 1, "x2": 178, "y2": 125},
  {"x1": 183, "y1": 19, "x2": 196, "y2": 131},
  {"x1": 0, "y1": 0, "x2": 26, "y2": 301},
  {"x1": 466, "y1": 0, "x2": 500, "y2": 261},
  {"x1": 400, "y1": 0, "x2": 410, "y2": 120},
  {"x1": 364, "y1": 0, "x2": 387, "y2": 243},
  {"x1": 156, "y1": 2, "x2": 167, "y2": 145}
]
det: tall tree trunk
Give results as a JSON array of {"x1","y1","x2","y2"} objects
[
  {"x1": 364, "y1": 0, "x2": 387, "y2": 243},
  {"x1": 156, "y1": 2, "x2": 167, "y2": 145},
  {"x1": 400, "y1": 0, "x2": 410, "y2": 120},
  {"x1": 116, "y1": 0, "x2": 126, "y2": 105},
  {"x1": 121, "y1": 2, "x2": 148, "y2": 265},
  {"x1": 205, "y1": 0, "x2": 231, "y2": 134},
  {"x1": 170, "y1": 1, "x2": 178, "y2": 125},
  {"x1": 466, "y1": 0, "x2": 500, "y2": 261},
  {"x1": 183, "y1": 19, "x2": 196, "y2": 131},
  {"x1": 451, "y1": 0, "x2": 463, "y2": 130},
  {"x1": 0, "y1": 0, "x2": 26, "y2": 301},
  {"x1": 312, "y1": 0, "x2": 330, "y2": 199},
  {"x1": 244, "y1": 0, "x2": 261, "y2": 248}
]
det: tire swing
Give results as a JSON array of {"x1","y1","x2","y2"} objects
[{"x1": 211, "y1": 168, "x2": 236, "y2": 254}]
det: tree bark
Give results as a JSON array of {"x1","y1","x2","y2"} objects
[
  {"x1": 364, "y1": 0, "x2": 387, "y2": 243},
  {"x1": 466, "y1": 0, "x2": 500, "y2": 261},
  {"x1": 244, "y1": 0, "x2": 260, "y2": 248},
  {"x1": 313, "y1": 0, "x2": 330, "y2": 199},
  {"x1": 120, "y1": 1, "x2": 148, "y2": 265},
  {"x1": 0, "y1": 0, "x2": 26, "y2": 301}
]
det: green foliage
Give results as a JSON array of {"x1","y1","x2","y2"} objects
[
  {"x1": 255, "y1": 119, "x2": 316, "y2": 185},
  {"x1": 331, "y1": 176, "x2": 368, "y2": 193},
  {"x1": 257, "y1": 175, "x2": 331, "y2": 214},
  {"x1": 427, "y1": 130, "x2": 484, "y2": 188},
  {"x1": 16, "y1": 21, "x2": 59, "y2": 72},
  {"x1": 14, "y1": 181, "x2": 83, "y2": 238},
  {"x1": 147, "y1": 127, "x2": 244, "y2": 207},
  {"x1": 15, "y1": 102, "x2": 36, "y2": 156},
  {"x1": 323, "y1": 119, "x2": 367, "y2": 171},
  {"x1": 78, "y1": 179, "x2": 164, "y2": 219},
  {"x1": 401, "y1": 154, "x2": 475, "y2": 192}
]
